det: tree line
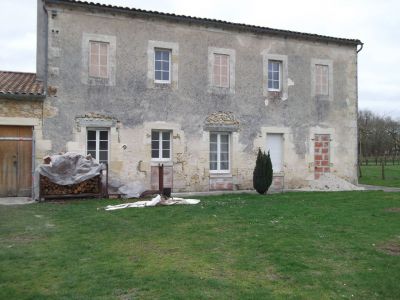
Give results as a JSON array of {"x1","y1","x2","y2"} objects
[{"x1": 358, "y1": 110, "x2": 400, "y2": 163}]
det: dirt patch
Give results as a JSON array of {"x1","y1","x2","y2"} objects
[
  {"x1": 378, "y1": 242, "x2": 400, "y2": 256},
  {"x1": 384, "y1": 207, "x2": 400, "y2": 212}
]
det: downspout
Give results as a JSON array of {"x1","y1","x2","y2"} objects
[
  {"x1": 355, "y1": 41, "x2": 363, "y2": 182},
  {"x1": 356, "y1": 42, "x2": 364, "y2": 53},
  {"x1": 43, "y1": 1, "x2": 49, "y2": 97},
  {"x1": 34, "y1": 0, "x2": 49, "y2": 199}
]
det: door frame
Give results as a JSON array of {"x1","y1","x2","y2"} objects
[{"x1": 0, "y1": 117, "x2": 39, "y2": 197}]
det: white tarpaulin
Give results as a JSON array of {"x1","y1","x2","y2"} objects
[
  {"x1": 105, "y1": 195, "x2": 200, "y2": 210},
  {"x1": 33, "y1": 152, "x2": 104, "y2": 200},
  {"x1": 37, "y1": 152, "x2": 103, "y2": 185}
]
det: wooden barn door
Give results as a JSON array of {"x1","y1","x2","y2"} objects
[{"x1": 0, "y1": 126, "x2": 33, "y2": 197}]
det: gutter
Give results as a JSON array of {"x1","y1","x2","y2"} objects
[
  {"x1": 0, "y1": 93, "x2": 46, "y2": 101},
  {"x1": 357, "y1": 42, "x2": 364, "y2": 53}
]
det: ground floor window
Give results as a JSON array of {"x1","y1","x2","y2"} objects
[
  {"x1": 87, "y1": 129, "x2": 109, "y2": 164},
  {"x1": 210, "y1": 132, "x2": 230, "y2": 172},
  {"x1": 152, "y1": 130, "x2": 171, "y2": 160}
]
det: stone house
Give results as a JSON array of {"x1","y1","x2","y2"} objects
[{"x1": 0, "y1": 0, "x2": 363, "y2": 197}]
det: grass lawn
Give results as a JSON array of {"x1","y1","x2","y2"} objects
[
  {"x1": 359, "y1": 164, "x2": 400, "y2": 187},
  {"x1": 1, "y1": 192, "x2": 400, "y2": 299}
]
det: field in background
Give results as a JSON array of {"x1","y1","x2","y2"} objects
[
  {"x1": 359, "y1": 164, "x2": 400, "y2": 187},
  {"x1": 1, "y1": 192, "x2": 400, "y2": 299}
]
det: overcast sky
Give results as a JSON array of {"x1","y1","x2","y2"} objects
[{"x1": 0, "y1": 0, "x2": 399, "y2": 118}]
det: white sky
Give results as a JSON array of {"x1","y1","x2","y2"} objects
[{"x1": 0, "y1": 0, "x2": 399, "y2": 118}]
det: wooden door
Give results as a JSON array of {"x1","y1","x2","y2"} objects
[{"x1": 0, "y1": 126, "x2": 33, "y2": 197}]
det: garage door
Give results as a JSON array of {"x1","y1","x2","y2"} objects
[{"x1": 0, "y1": 126, "x2": 33, "y2": 197}]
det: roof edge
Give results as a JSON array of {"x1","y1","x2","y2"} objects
[
  {"x1": 46, "y1": 0, "x2": 362, "y2": 46},
  {"x1": 0, "y1": 93, "x2": 46, "y2": 101}
]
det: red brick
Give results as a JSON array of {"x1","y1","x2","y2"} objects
[
  {"x1": 321, "y1": 148, "x2": 328, "y2": 154},
  {"x1": 323, "y1": 167, "x2": 330, "y2": 172},
  {"x1": 321, "y1": 160, "x2": 329, "y2": 166},
  {"x1": 315, "y1": 142, "x2": 323, "y2": 147},
  {"x1": 324, "y1": 155, "x2": 329, "y2": 160},
  {"x1": 315, "y1": 167, "x2": 323, "y2": 172},
  {"x1": 315, "y1": 148, "x2": 320, "y2": 153},
  {"x1": 315, "y1": 161, "x2": 321, "y2": 166},
  {"x1": 323, "y1": 142, "x2": 329, "y2": 147},
  {"x1": 315, "y1": 173, "x2": 321, "y2": 180},
  {"x1": 315, "y1": 155, "x2": 322, "y2": 160}
]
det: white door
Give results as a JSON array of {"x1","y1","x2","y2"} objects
[{"x1": 266, "y1": 133, "x2": 283, "y2": 173}]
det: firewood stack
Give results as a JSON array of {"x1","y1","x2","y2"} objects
[{"x1": 40, "y1": 175, "x2": 100, "y2": 196}]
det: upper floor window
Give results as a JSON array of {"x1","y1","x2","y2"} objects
[
  {"x1": 210, "y1": 132, "x2": 230, "y2": 173},
  {"x1": 213, "y1": 54, "x2": 230, "y2": 88},
  {"x1": 89, "y1": 41, "x2": 109, "y2": 78},
  {"x1": 315, "y1": 64, "x2": 329, "y2": 95},
  {"x1": 268, "y1": 60, "x2": 281, "y2": 91},
  {"x1": 154, "y1": 49, "x2": 171, "y2": 83},
  {"x1": 152, "y1": 130, "x2": 171, "y2": 160}
]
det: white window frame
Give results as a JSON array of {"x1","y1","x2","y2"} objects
[
  {"x1": 86, "y1": 128, "x2": 110, "y2": 164},
  {"x1": 210, "y1": 132, "x2": 230, "y2": 174},
  {"x1": 154, "y1": 49, "x2": 171, "y2": 84},
  {"x1": 268, "y1": 60, "x2": 282, "y2": 92},
  {"x1": 89, "y1": 41, "x2": 109, "y2": 79},
  {"x1": 151, "y1": 130, "x2": 172, "y2": 161}
]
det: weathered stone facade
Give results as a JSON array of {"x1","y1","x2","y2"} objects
[{"x1": 33, "y1": 0, "x2": 362, "y2": 192}]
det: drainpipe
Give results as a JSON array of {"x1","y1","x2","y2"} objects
[
  {"x1": 355, "y1": 41, "x2": 363, "y2": 181},
  {"x1": 43, "y1": 1, "x2": 49, "y2": 95}
]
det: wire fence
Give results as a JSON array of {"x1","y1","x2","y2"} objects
[{"x1": 359, "y1": 157, "x2": 400, "y2": 166}]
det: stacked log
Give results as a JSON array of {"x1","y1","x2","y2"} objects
[{"x1": 40, "y1": 175, "x2": 100, "y2": 196}]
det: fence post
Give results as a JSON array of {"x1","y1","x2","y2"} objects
[{"x1": 381, "y1": 160, "x2": 385, "y2": 180}]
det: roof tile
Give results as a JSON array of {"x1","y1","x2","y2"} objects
[{"x1": 0, "y1": 71, "x2": 45, "y2": 97}]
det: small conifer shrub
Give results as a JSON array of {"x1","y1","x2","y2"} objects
[{"x1": 253, "y1": 149, "x2": 273, "y2": 194}]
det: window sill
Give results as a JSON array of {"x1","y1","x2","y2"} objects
[
  {"x1": 150, "y1": 160, "x2": 173, "y2": 167},
  {"x1": 210, "y1": 172, "x2": 232, "y2": 178},
  {"x1": 87, "y1": 77, "x2": 111, "y2": 86},
  {"x1": 266, "y1": 90, "x2": 285, "y2": 101},
  {"x1": 314, "y1": 94, "x2": 330, "y2": 101},
  {"x1": 208, "y1": 86, "x2": 234, "y2": 95}
]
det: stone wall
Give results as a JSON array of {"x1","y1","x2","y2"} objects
[{"x1": 35, "y1": 1, "x2": 359, "y2": 192}]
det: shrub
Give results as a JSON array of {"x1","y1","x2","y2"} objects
[
  {"x1": 265, "y1": 151, "x2": 273, "y2": 191},
  {"x1": 253, "y1": 149, "x2": 274, "y2": 194}
]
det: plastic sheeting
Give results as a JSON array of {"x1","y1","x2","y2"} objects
[
  {"x1": 33, "y1": 152, "x2": 104, "y2": 200},
  {"x1": 105, "y1": 195, "x2": 201, "y2": 210},
  {"x1": 38, "y1": 153, "x2": 104, "y2": 185}
]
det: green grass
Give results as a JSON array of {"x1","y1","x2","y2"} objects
[
  {"x1": 1, "y1": 192, "x2": 400, "y2": 299},
  {"x1": 359, "y1": 164, "x2": 400, "y2": 187}
]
